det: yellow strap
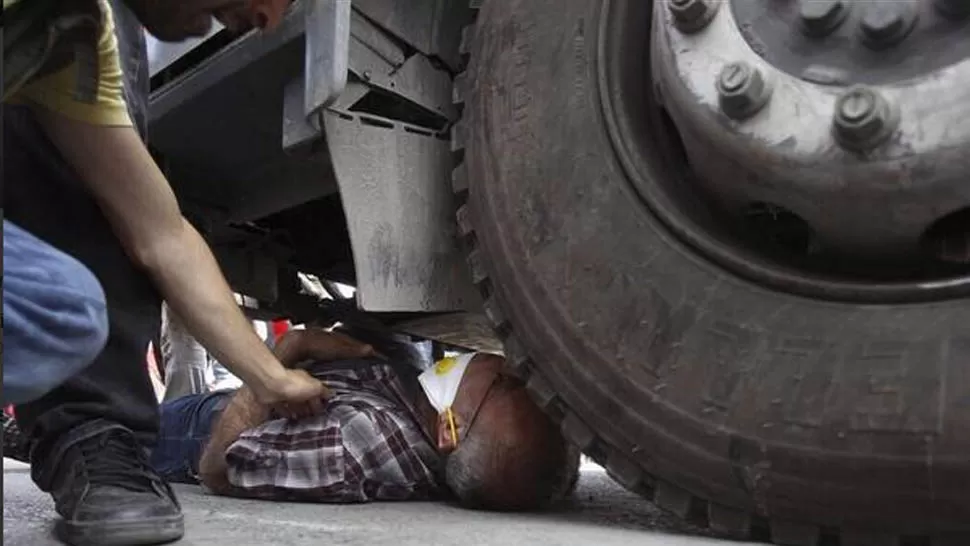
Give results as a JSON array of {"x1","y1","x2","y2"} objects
[{"x1": 445, "y1": 407, "x2": 458, "y2": 446}]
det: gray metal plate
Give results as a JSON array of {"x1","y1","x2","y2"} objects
[{"x1": 322, "y1": 109, "x2": 478, "y2": 312}]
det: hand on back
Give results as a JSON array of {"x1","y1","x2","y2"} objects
[{"x1": 260, "y1": 328, "x2": 382, "y2": 418}]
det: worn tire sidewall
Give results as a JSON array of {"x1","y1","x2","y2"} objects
[{"x1": 462, "y1": 0, "x2": 970, "y2": 529}]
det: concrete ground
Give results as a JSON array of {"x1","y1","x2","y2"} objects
[{"x1": 4, "y1": 458, "x2": 754, "y2": 546}]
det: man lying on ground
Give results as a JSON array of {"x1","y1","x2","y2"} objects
[{"x1": 6, "y1": 327, "x2": 580, "y2": 510}]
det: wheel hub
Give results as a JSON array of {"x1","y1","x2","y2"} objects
[
  {"x1": 649, "y1": 0, "x2": 970, "y2": 269},
  {"x1": 730, "y1": 0, "x2": 970, "y2": 85}
]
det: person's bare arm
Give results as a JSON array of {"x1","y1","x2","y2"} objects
[
  {"x1": 197, "y1": 386, "x2": 269, "y2": 495},
  {"x1": 272, "y1": 329, "x2": 383, "y2": 368},
  {"x1": 196, "y1": 333, "x2": 309, "y2": 495},
  {"x1": 34, "y1": 112, "x2": 323, "y2": 406}
]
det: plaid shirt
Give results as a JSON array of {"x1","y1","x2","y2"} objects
[{"x1": 224, "y1": 361, "x2": 443, "y2": 502}]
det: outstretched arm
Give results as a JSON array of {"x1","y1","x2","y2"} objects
[{"x1": 34, "y1": 112, "x2": 326, "y2": 408}]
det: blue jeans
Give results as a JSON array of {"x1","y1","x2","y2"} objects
[
  {"x1": 150, "y1": 390, "x2": 233, "y2": 484},
  {"x1": 2, "y1": 221, "x2": 109, "y2": 405}
]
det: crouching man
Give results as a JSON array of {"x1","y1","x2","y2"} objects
[{"x1": 151, "y1": 327, "x2": 580, "y2": 510}]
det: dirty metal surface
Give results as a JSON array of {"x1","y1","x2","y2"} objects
[
  {"x1": 652, "y1": 0, "x2": 970, "y2": 260},
  {"x1": 347, "y1": 11, "x2": 456, "y2": 124},
  {"x1": 304, "y1": 0, "x2": 350, "y2": 117},
  {"x1": 730, "y1": 0, "x2": 970, "y2": 85},
  {"x1": 394, "y1": 312, "x2": 501, "y2": 354},
  {"x1": 352, "y1": 0, "x2": 438, "y2": 59},
  {"x1": 352, "y1": 0, "x2": 467, "y2": 72},
  {"x1": 322, "y1": 109, "x2": 477, "y2": 312}
]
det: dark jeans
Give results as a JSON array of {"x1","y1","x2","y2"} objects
[
  {"x1": 3, "y1": 221, "x2": 109, "y2": 405},
  {"x1": 3, "y1": 107, "x2": 162, "y2": 488},
  {"x1": 150, "y1": 391, "x2": 234, "y2": 484}
]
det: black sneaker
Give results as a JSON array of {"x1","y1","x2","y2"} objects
[
  {"x1": 46, "y1": 424, "x2": 184, "y2": 546},
  {"x1": 1, "y1": 412, "x2": 32, "y2": 464}
]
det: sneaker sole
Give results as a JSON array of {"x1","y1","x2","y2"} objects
[{"x1": 56, "y1": 514, "x2": 185, "y2": 546}]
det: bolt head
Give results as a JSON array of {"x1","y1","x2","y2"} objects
[
  {"x1": 669, "y1": 0, "x2": 718, "y2": 33},
  {"x1": 862, "y1": 8, "x2": 902, "y2": 37},
  {"x1": 800, "y1": 0, "x2": 848, "y2": 36},
  {"x1": 838, "y1": 89, "x2": 876, "y2": 122},
  {"x1": 669, "y1": 0, "x2": 704, "y2": 18},
  {"x1": 719, "y1": 62, "x2": 750, "y2": 92},
  {"x1": 833, "y1": 86, "x2": 897, "y2": 151},
  {"x1": 716, "y1": 62, "x2": 771, "y2": 120},
  {"x1": 860, "y1": 2, "x2": 916, "y2": 47}
]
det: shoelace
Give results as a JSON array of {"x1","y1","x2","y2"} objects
[{"x1": 79, "y1": 430, "x2": 162, "y2": 493}]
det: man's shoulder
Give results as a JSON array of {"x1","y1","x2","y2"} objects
[
  {"x1": 6, "y1": 0, "x2": 132, "y2": 126},
  {"x1": 4, "y1": 0, "x2": 106, "y2": 82}
]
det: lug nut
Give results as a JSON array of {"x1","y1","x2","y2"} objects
[
  {"x1": 860, "y1": 2, "x2": 917, "y2": 49},
  {"x1": 799, "y1": 0, "x2": 849, "y2": 37},
  {"x1": 720, "y1": 63, "x2": 749, "y2": 93},
  {"x1": 716, "y1": 61, "x2": 772, "y2": 121},
  {"x1": 935, "y1": 0, "x2": 970, "y2": 19},
  {"x1": 832, "y1": 86, "x2": 898, "y2": 151},
  {"x1": 669, "y1": 0, "x2": 719, "y2": 33}
]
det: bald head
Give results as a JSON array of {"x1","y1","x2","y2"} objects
[{"x1": 444, "y1": 359, "x2": 579, "y2": 511}]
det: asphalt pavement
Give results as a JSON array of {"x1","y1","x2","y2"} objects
[{"x1": 4, "y1": 458, "x2": 753, "y2": 546}]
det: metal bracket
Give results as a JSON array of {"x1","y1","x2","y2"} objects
[
  {"x1": 304, "y1": 0, "x2": 351, "y2": 121},
  {"x1": 346, "y1": 10, "x2": 456, "y2": 126},
  {"x1": 283, "y1": 76, "x2": 367, "y2": 150}
]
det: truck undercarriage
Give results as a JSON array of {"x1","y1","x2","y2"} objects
[{"x1": 147, "y1": 1, "x2": 970, "y2": 544}]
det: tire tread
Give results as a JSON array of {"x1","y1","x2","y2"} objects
[{"x1": 449, "y1": 3, "x2": 951, "y2": 545}]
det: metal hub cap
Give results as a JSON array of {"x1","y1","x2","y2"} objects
[
  {"x1": 648, "y1": 0, "x2": 970, "y2": 285},
  {"x1": 730, "y1": 0, "x2": 970, "y2": 85},
  {"x1": 799, "y1": 0, "x2": 850, "y2": 37},
  {"x1": 716, "y1": 61, "x2": 772, "y2": 120},
  {"x1": 859, "y1": 2, "x2": 918, "y2": 49},
  {"x1": 831, "y1": 86, "x2": 898, "y2": 151},
  {"x1": 668, "y1": 0, "x2": 719, "y2": 33}
]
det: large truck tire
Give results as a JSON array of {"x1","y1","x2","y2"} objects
[{"x1": 452, "y1": 0, "x2": 970, "y2": 544}]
